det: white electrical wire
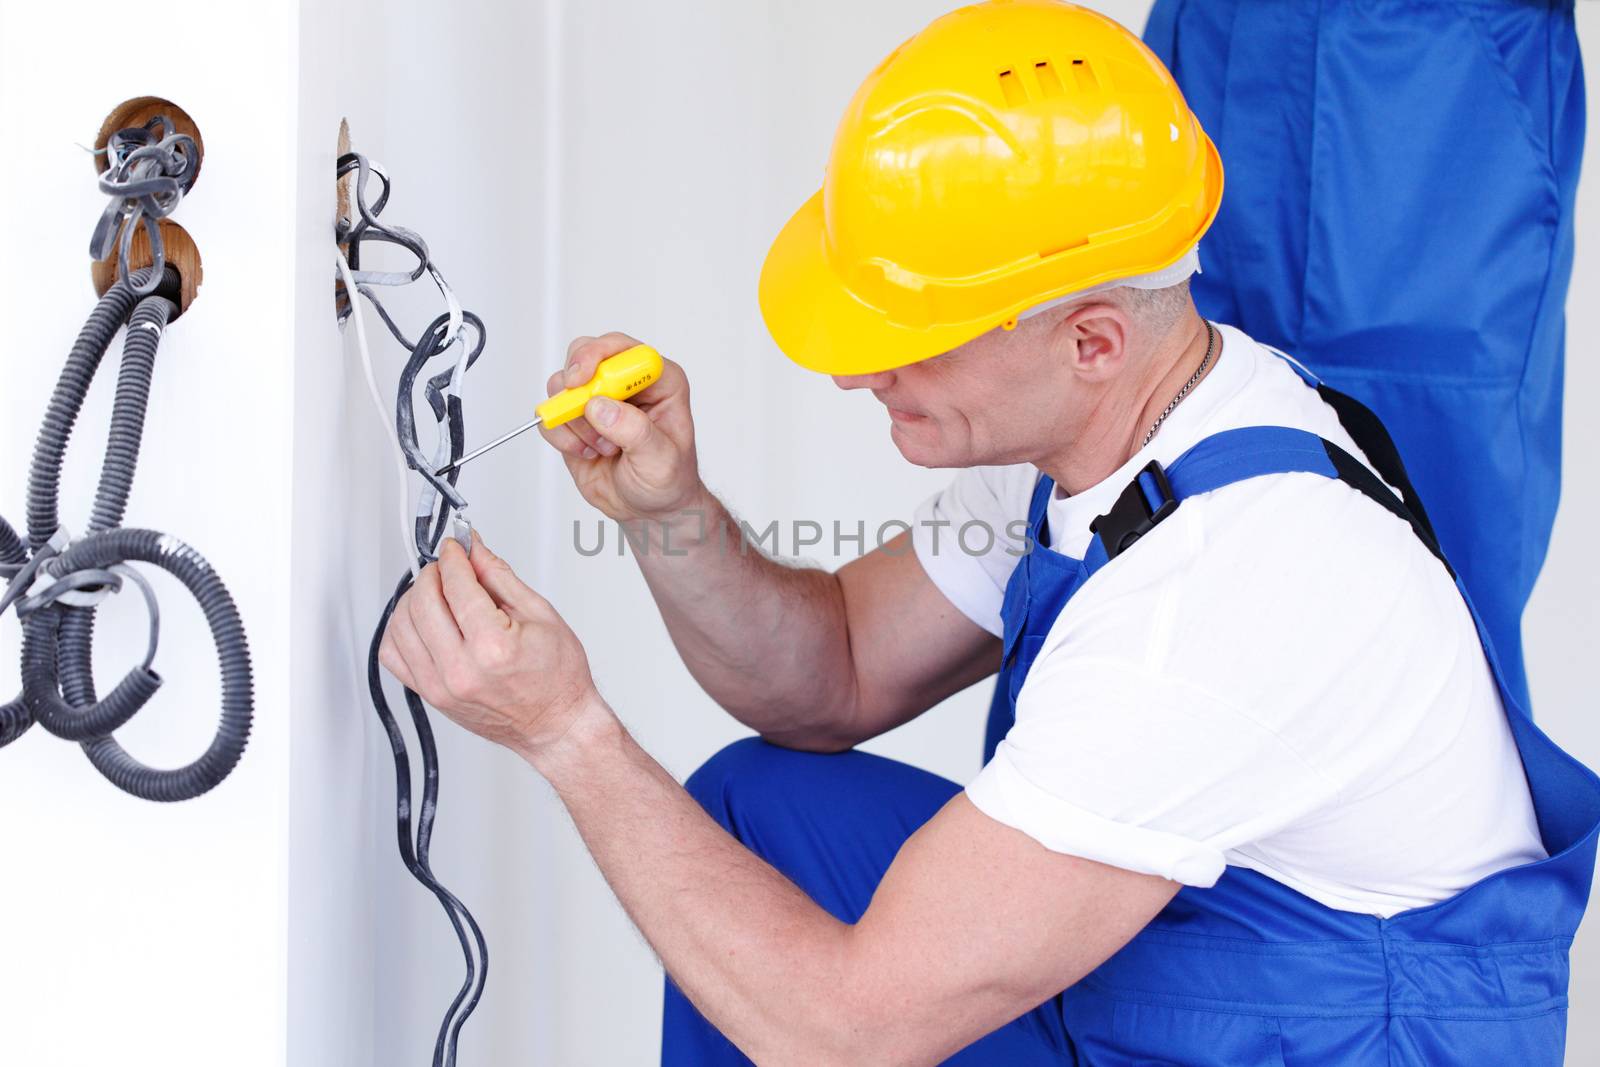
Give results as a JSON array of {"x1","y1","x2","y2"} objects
[
  {"x1": 428, "y1": 262, "x2": 465, "y2": 354},
  {"x1": 412, "y1": 262, "x2": 472, "y2": 541},
  {"x1": 335, "y1": 247, "x2": 422, "y2": 578}
]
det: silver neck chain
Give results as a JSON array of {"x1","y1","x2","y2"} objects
[{"x1": 1142, "y1": 319, "x2": 1216, "y2": 448}]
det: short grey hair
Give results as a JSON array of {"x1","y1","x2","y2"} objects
[
  {"x1": 1112, "y1": 278, "x2": 1192, "y2": 340},
  {"x1": 1023, "y1": 277, "x2": 1195, "y2": 349}
]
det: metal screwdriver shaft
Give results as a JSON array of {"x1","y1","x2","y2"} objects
[
  {"x1": 435, "y1": 416, "x2": 542, "y2": 476},
  {"x1": 433, "y1": 344, "x2": 664, "y2": 477}
]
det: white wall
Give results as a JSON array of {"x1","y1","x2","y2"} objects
[{"x1": 0, "y1": 2, "x2": 297, "y2": 1064}]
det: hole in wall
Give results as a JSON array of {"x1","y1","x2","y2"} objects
[
  {"x1": 92, "y1": 96, "x2": 205, "y2": 190},
  {"x1": 90, "y1": 97, "x2": 205, "y2": 318},
  {"x1": 90, "y1": 218, "x2": 203, "y2": 319},
  {"x1": 336, "y1": 117, "x2": 354, "y2": 319}
]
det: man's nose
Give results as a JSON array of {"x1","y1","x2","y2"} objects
[{"x1": 831, "y1": 370, "x2": 895, "y2": 391}]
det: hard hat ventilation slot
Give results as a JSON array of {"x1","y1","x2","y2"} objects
[
  {"x1": 1069, "y1": 58, "x2": 1099, "y2": 93},
  {"x1": 1033, "y1": 61, "x2": 1064, "y2": 98},
  {"x1": 997, "y1": 68, "x2": 1028, "y2": 107}
]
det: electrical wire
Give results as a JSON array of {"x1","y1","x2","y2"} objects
[
  {"x1": 335, "y1": 247, "x2": 425, "y2": 577},
  {"x1": 336, "y1": 148, "x2": 489, "y2": 1066},
  {"x1": 89, "y1": 116, "x2": 198, "y2": 296}
]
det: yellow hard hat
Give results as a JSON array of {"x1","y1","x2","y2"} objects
[{"x1": 759, "y1": 0, "x2": 1223, "y2": 376}]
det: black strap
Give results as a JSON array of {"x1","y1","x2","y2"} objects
[
  {"x1": 1321, "y1": 438, "x2": 1454, "y2": 578},
  {"x1": 1089, "y1": 383, "x2": 1454, "y2": 578},
  {"x1": 1316, "y1": 384, "x2": 1443, "y2": 542},
  {"x1": 1315, "y1": 383, "x2": 1454, "y2": 578}
]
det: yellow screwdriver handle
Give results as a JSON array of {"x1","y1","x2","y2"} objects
[{"x1": 535, "y1": 344, "x2": 664, "y2": 429}]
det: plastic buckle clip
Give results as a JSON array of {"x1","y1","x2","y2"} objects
[{"x1": 1089, "y1": 460, "x2": 1178, "y2": 560}]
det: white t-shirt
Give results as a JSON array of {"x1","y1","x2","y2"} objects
[{"x1": 913, "y1": 322, "x2": 1544, "y2": 918}]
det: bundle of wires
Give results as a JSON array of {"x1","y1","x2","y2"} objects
[
  {"x1": 0, "y1": 114, "x2": 252, "y2": 801},
  {"x1": 334, "y1": 149, "x2": 488, "y2": 1067},
  {"x1": 88, "y1": 116, "x2": 199, "y2": 296}
]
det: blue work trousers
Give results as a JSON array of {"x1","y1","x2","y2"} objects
[{"x1": 660, "y1": 738, "x2": 1070, "y2": 1064}]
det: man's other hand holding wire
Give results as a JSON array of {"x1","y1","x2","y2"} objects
[{"x1": 379, "y1": 534, "x2": 600, "y2": 764}]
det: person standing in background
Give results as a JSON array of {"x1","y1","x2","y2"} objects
[{"x1": 1143, "y1": 0, "x2": 1586, "y2": 711}]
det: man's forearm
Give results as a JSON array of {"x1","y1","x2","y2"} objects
[
  {"x1": 530, "y1": 695, "x2": 865, "y2": 1065},
  {"x1": 631, "y1": 488, "x2": 861, "y2": 743}
]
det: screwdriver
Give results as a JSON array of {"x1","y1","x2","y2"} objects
[{"x1": 435, "y1": 344, "x2": 664, "y2": 476}]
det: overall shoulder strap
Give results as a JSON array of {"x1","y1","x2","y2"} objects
[
  {"x1": 1026, "y1": 470, "x2": 1058, "y2": 549},
  {"x1": 1087, "y1": 413, "x2": 1452, "y2": 580}
]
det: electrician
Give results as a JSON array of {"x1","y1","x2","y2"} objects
[{"x1": 379, "y1": 3, "x2": 1599, "y2": 1063}]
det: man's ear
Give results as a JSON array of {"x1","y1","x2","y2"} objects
[{"x1": 1054, "y1": 301, "x2": 1131, "y2": 380}]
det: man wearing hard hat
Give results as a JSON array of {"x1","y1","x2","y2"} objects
[{"x1": 379, "y1": 2, "x2": 1600, "y2": 1063}]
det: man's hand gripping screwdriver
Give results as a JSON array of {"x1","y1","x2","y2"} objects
[{"x1": 435, "y1": 344, "x2": 664, "y2": 476}]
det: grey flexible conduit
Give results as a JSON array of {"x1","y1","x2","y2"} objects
[
  {"x1": 0, "y1": 517, "x2": 28, "y2": 747},
  {"x1": 0, "y1": 516, "x2": 24, "y2": 566},
  {"x1": 0, "y1": 263, "x2": 254, "y2": 800}
]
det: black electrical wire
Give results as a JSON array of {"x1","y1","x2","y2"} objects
[
  {"x1": 397, "y1": 309, "x2": 487, "y2": 548},
  {"x1": 371, "y1": 573, "x2": 489, "y2": 1067},
  {"x1": 0, "y1": 262, "x2": 254, "y2": 800},
  {"x1": 338, "y1": 148, "x2": 488, "y2": 1066},
  {"x1": 337, "y1": 151, "x2": 429, "y2": 289}
]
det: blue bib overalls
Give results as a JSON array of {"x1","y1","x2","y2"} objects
[{"x1": 664, "y1": 368, "x2": 1600, "y2": 1064}]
